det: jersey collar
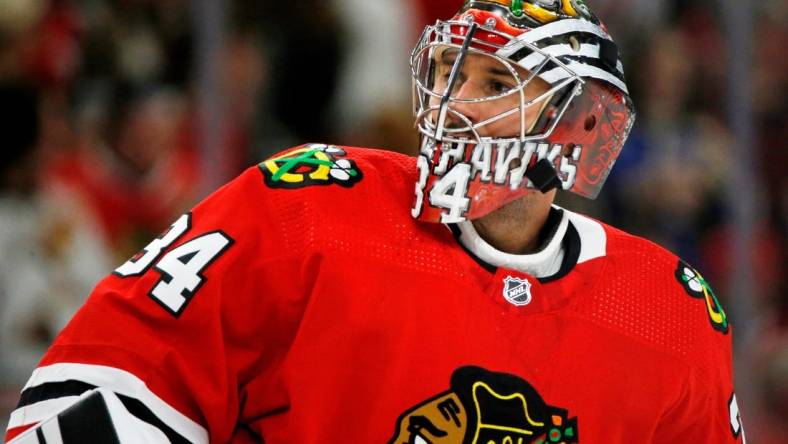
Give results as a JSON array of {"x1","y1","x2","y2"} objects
[{"x1": 450, "y1": 206, "x2": 572, "y2": 279}]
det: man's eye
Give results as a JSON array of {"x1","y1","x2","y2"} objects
[
  {"x1": 431, "y1": 71, "x2": 450, "y2": 85},
  {"x1": 490, "y1": 81, "x2": 512, "y2": 94}
]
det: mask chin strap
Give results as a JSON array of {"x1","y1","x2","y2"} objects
[
  {"x1": 434, "y1": 22, "x2": 478, "y2": 142},
  {"x1": 526, "y1": 158, "x2": 562, "y2": 193}
]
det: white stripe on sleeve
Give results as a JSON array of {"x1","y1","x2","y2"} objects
[
  {"x1": 8, "y1": 397, "x2": 81, "y2": 432},
  {"x1": 11, "y1": 363, "x2": 208, "y2": 444},
  {"x1": 40, "y1": 415, "x2": 65, "y2": 444}
]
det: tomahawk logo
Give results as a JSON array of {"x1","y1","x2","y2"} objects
[
  {"x1": 259, "y1": 144, "x2": 362, "y2": 189},
  {"x1": 503, "y1": 276, "x2": 532, "y2": 306}
]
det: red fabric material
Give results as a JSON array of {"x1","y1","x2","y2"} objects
[{"x1": 7, "y1": 147, "x2": 741, "y2": 443}]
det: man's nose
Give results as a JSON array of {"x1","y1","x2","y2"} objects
[{"x1": 445, "y1": 81, "x2": 480, "y2": 126}]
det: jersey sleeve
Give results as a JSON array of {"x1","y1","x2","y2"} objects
[
  {"x1": 8, "y1": 389, "x2": 177, "y2": 444},
  {"x1": 5, "y1": 166, "x2": 305, "y2": 443},
  {"x1": 652, "y1": 265, "x2": 745, "y2": 444}
]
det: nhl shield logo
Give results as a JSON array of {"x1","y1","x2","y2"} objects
[{"x1": 503, "y1": 276, "x2": 532, "y2": 306}]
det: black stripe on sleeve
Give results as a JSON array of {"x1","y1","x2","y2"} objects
[
  {"x1": 57, "y1": 391, "x2": 120, "y2": 444},
  {"x1": 17, "y1": 380, "x2": 97, "y2": 409},
  {"x1": 16, "y1": 381, "x2": 194, "y2": 444},
  {"x1": 117, "y1": 394, "x2": 193, "y2": 444},
  {"x1": 35, "y1": 428, "x2": 47, "y2": 444}
]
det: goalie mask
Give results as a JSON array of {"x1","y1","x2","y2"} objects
[{"x1": 411, "y1": 0, "x2": 635, "y2": 223}]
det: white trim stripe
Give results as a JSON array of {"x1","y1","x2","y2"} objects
[
  {"x1": 538, "y1": 62, "x2": 628, "y2": 93},
  {"x1": 564, "y1": 210, "x2": 607, "y2": 263},
  {"x1": 516, "y1": 43, "x2": 624, "y2": 75},
  {"x1": 457, "y1": 209, "x2": 569, "y2": 278},
  {"x1": 8, "y1": 397, "x2": 81, "y2": 432},
  {"x1": 506, "y1": 19, "x2": 613, "y2": 49},
  {"x1": 98, "y1": 388, "x2": 174, "y2": 443},
  {"x1": 12, "y1": 363, "x2": 208, "y2": 443},
  {"x1": 40, "y1": 415, "x2": 64, "y2": 444},
  {"x1": 518, "y1": 43, "x2": 593, "y2": 69}
]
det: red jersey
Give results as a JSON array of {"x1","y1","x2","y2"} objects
[{"x1": 6, "y1": 145, "x2": 744, "y2": 443}]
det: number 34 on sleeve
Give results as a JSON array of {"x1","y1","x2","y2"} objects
[{"x1": 113, "y1": 214, "x2": 234, "y2": 317}]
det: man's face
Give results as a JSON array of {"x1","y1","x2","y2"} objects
[{"x1": 429, "y1": 48, "x2": 552, "y2": 140}]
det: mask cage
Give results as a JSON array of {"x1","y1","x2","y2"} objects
[{"x1": 410, "y1": 19, "x2": 584, "y2": 146}]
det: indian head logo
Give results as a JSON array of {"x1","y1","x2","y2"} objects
[
  {"x1": 259, "y1": 144, "x2": 362, "y2": 189},
  {"x1": 503, "y1": 276, "x2": 533, "y2": 306},
  {"x1": 462, "y1": 0, "x2": 593, "y2": 23},
  {"x1": 389, "y1": 366, "x2": 578, "y2": 444}
]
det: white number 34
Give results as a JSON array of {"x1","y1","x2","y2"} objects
[{"x1": 114, "y1": 214, "x2": 233, "y2": 316}]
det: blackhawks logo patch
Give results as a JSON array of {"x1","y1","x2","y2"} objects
[
  {"x1": 389, "y1": 366, "x2": 578, "y2": 444},
  {"x1": 259, "y1": 144, "x2": 362, "y2": 189},
  {"x1": 675, "y1": 260, "x2": 729, "y2": 334}
]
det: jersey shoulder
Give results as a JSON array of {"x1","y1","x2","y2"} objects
[
  {"x1": 253, "y1": 143, "x2": 415, "y2": 214},
  {"x1": 201, "y1": 143, "x2": 420, "y2": 237},
  {"x1": 587, "y1": 221, "x2": 739, "y2": 442},
  {"x1": 249, "y1": 144, "x2": 452, "y2": 264},
  {"x1": 256, "y1": 143, "x2": 416, "y2": 195},
  {"x1": 191, "y1": 143, "x2": 453, "y2": 278},
  {"x1": 573, "y1": 216, "x2": 731, "y2": 366}
]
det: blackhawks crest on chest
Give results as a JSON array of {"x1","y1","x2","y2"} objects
[
  {"x1": 503, "y1": 276, "x2": 533, "y2": 306},
  {"x1": 389, "y1": 366, "x2": 578, "y2": 444}
]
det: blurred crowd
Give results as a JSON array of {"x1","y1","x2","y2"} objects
[{"x1": 0, "y1": 0, "x2": 785, "y2": 441}]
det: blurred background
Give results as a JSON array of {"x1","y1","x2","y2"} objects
[{"x1": 0, "y1": 0, "x2": 784, "y2": 441}]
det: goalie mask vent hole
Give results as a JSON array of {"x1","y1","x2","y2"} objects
[
  {"x1": 584, "y1": 115, "x2": 597, "y2": 131},
  {"x1": 569, "y1": 36, "x2": 581, "y2": 52}
]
